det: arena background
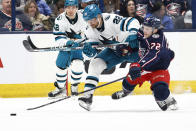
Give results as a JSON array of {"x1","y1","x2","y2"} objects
[
  {"x1": 0, "y1": 0, "x2": 196, "y2": 98},
  {"x1": 0, "y1": 31, "x2": 196, "y2": 98}
]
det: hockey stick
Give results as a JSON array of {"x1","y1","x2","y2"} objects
[
  {"x1": 27, "y1": 76, "x2": 126, "y2": 110},
  {"x1": 23, "y1": 35, "x2": 128, "y2": 52},
  {"x1": 23, "y1": 36, "x2": 85, "y2": 52}
]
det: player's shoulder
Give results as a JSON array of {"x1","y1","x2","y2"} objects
[
  {"x1": 77, "y1": 10, "x2": 83, "y2": 17},
  {"x1": 77, "y1": 9, "x2": 84, "y2": 14},
  {"x1": 150, "y1": 30, "x2": 165, "y2": 41},
  {"x1": 102, "y1": 13, "x2": 112, "y2": 21},
  {"x1": 55, "y1": 12, "x2": 66, "y2": 22},
  {"x1": 102, "y1": 13, "x2": 123, "y2": 21}
]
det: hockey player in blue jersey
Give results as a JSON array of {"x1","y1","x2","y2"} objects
[
  {"x1": 78, "y1": 4, "x2": 141, "y2": 111},
  {"x1": 48, "y1": 0, "x2": 87, "y2": 98},
  {"x1": 112, "y1": 16, "x2": 177, "y2": 111}
]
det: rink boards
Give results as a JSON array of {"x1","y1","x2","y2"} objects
[{"x1": 0, "y1": 32, "x2": 196, "y2": 97}]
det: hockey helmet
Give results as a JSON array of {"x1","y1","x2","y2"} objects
[
  {"x1": 64, "y1": 0, "x2": 78, "y2": 7},
  {"x1": 83, "y1": 4, "x2": 101, "y2": 21},
  {"x1": 143, "y1": 16, "x2": 161, "y2": 29}
]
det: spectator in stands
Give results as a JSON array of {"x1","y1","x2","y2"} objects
[
  {"x1": 15, "y1": 0, "x2": 26, "y2": 12},
  {"x1": 24, "y1": 0, "x2": 52, "y2": 31},
  {"x1": 184, "y1": 10, "x2": 192, "y2": 29},
  {"x1": 163, "y1": 0, "x2": 190, "y2": 29},
  {"x1": 0, "y1": 0, "x2": 32, "y2": 31},
  {"x1": 163, "y1": 0, "x2": 188, "y2": 18},
  {"x1": 35, "y1": 0, "x2": 52, "y2": 16},
  {"x1": 146, "y1": 1, "x2": 174, "y2": 30},
  {"x1": 103, "y1": 0, "x2": 120, "y2": 13},
  {"x1": 135, "y1": 0, "x2": 148, "y2": 18},
  {"x1": 81, "y1": 0, "x2": 97, "y2": 9},
  {"x1": 120, "y1": 0, "x2": 143, "y2": 24},
  {"x1": 54, "y1": 0, "x2": 64, "y2": 16}
]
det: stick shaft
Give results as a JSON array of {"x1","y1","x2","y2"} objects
[{"x1": 27, "y1": 76, "x2": 125, "y2": 110}]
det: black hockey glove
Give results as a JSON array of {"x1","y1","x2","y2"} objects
[
  {"x1": 116, "y1": 44, "x2": 130, "y2": 56},
  {"x1": 129, "y1": 63, "x2": 141, "y2": 80}
]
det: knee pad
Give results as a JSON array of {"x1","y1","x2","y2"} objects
[
  {"x1": 88, "y1": 58, "x2": 107, "y2": 77},
  {"x1": 70, "y1": 59, "x2": 84, "y2": 84},
  {"x1": 152, "y1": 82, "x2": 170, "y2": 101},
  {"x1": 85, "y1": 58, "x2": 106, "y2": 88},
  {"x1": 122, "y1": 79, "x2": 136, "y2": 92},
  {"x1": 71, "y1": 59, "x2": 84, "y2": 73},
  {"x1": 56, "y1": 51, "x2": 70, "y2": 69}
]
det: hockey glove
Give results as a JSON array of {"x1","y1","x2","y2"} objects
[
  {"x1": 83, "y1": 42, "x2": 97, "y2": 57},
  {"x1": 129, "y1": 63, "x2": 141, "y2": 80},
  {"x1": 125, "y1": 35, "x2": 139, "y2": 49},
  {"x1": 116, "y1": 44, "x2": 130, "y2": 56},
  {"x1": 66, "y1": 40, "x2": 80, "y2": 48}
]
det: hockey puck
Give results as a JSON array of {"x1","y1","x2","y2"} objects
[{"x1": 10, "y1": 113, "x2": 17, "y2": 116}]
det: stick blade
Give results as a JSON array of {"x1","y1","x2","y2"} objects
[
  {"x1": 23, "y1": 40, "x2": 36, "y2": 52},
  {"x1": 27, "y1": 36, "x2": 38, "y2": 49}
]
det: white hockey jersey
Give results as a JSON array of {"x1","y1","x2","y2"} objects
[
  {"x1": 84, "y1": 13, "x2": 140, "y2": 44},
  {"x1": 53, "y1": 10, "x2": 87, "y2": 46}
]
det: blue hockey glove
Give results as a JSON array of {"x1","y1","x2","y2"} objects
[
  {"x1": 116, "y1": 44, "x2": 130, "y2": 56},
  {"x1": 129, "y1": 63, "x2": 141, "y2": 80},
  {"x1": 66, "y1": 40, "x2": 80, "y2": 47},
  {"x1": 66, "y1": 40, "x2": 79, "y2": 47},
  {"x1": 125, "y1": 35, "x2": 139, "y2": 49},
  {"x1": 83, "y1": 42, "x2": 97, "y2": 57}
]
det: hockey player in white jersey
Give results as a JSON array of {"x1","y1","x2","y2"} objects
[
  {"x1": 78, "y1": 4, "x2": 141, "y2": 110},
  {"x1": 48, "y1": 0, "x2": 87, "y2": 98}
]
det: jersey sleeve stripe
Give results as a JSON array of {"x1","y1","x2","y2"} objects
[
  {"x1": 128, "y1": 28, "x2": 138, "y2": 32},
  {"x1": 120, "y1": 18, "x2": 127, "y2": 31},
  {"x1": 126, "y1": 17, "x2": 135, "y2": 31},
  {"x1": 141, "y1": 50, "x2": 160, "y2": 68},
  {"x1": 55, "y1": 36, "x2": 67, "y2": 41},
  {"x1": 53, "y1": 32, "x2": 66, "y2": 35}
]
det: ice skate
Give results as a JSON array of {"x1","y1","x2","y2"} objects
[
  {"x1": 78, "y1": 94, "x2": 93, "y2": 111},
  {"x1": 112, "y1": 89, "x2": 131, "y2": 99},
  {"x1": 156, "y1": 96, "x2": 178, "y2": 111},
  {"x1": 71, "y1": 84, "x2": 78, "y2": 96},
  {"x1": 48, "y1": 82, "x2": 67, "y2": 99}
]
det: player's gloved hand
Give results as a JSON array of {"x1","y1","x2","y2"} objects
[
  {"x1": 125, "y1": 35, "x2": 138, "y2": 49},
  {"x1": 116, "y1": 44, "x2": 130, "y2": 56},
  {"x1": 83, "y1": 42, "x2": 97, "y2": 57},
  {"x1": 66, "y1": 40, "x2": 80, "y2": 47},
  {"x1": 129, "y1": 63, "x2": 141, "y2": 80}
]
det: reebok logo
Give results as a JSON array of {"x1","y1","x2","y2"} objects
[{"x1": 0, "y1": 57, "x2": 3, "y2": 68}]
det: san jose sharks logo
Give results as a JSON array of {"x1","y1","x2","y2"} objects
[
  {"x1": 65, "y1": 28, "x2": 82, "y2": 39},
  {"x1": 99, "y1": 35, "x2": 118, "y2": 44}
]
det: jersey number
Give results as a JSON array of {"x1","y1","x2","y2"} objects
[
  {"x1": 54, "y1": 24, "x2": 59, "y2": 31},
  {"x1": 150, "y1": 43, "x2": 161, "y2": 50},
  {"x1": 113, "y1": 16, "x2": 122, "y2": 24}
]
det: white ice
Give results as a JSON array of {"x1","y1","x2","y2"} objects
[{"x1": 0, "y1": 94, "x2": 196, "y2": 131}]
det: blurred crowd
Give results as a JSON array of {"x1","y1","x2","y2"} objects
[{"x1": 0, "y1": 0, "x2": 193, "y2": 31}]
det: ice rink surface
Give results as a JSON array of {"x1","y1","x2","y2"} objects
[{"x1": 0, "y1": 93, "x2": 196, "y2": 131}]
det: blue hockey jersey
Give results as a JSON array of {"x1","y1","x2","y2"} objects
[{"x1": 137, "y1": 29, "x2": 174, "y2": 71}]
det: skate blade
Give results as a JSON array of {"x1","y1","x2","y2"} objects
[
  {"x1": 78, "y1": 100, "x2": 91, "y2": 111},
  {"x1": 169, "y1": 104, "x2": 178, "y2": 111}
]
